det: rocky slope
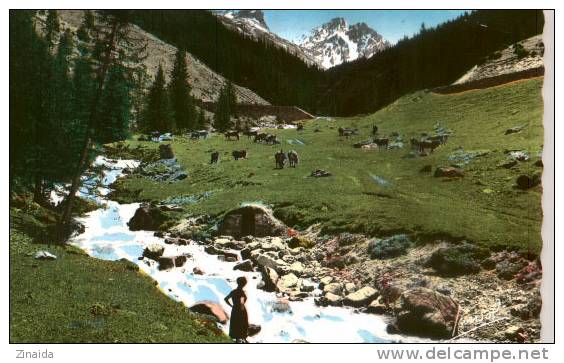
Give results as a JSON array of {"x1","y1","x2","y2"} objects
[
  {"x1": 36, "y1": 10, "x2": 269, "y2": 105},
  {"x1": 214, "y1": 10, "x2": 318, "y2": 67},
  {"x1": 454, "y1": 34, "x2": 544, "y2": 85},
  {"x1": 299, "y1": 17, "x2": 391, "y2": 69}
]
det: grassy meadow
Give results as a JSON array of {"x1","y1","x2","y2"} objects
[{"x1": 113, "y1": 78, "x2": 544, "y2": 254}]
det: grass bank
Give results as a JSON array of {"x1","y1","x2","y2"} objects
[
  {"x1": 112, "y1": 78, "x2": 544, "y2": 254},
  {"x1": 9, "y1": 205, "x2": 230, "y2": 343}
]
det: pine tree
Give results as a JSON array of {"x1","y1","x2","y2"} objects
[
  {"x1": 58, "y1": 10, "x2": 146, "y2": 241},
  {"x1": 44, "y1": 10, "x2": 60, "y2": 49},
  {"x1": 144, "y1": 64, "x2": 172, "y2": 132},
  {"x1": 169, "y1": 49, "x2": 196, "y2": 132},
  {"x1": 214, "y1": 81, "x2": 237, "y2": 132}
]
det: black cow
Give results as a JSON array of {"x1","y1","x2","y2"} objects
[
  {"x1": 210, "y1": 151, "x2": 219, "y2": 164},
  {"x1": 232, "y1": 150, "x2": 247, "y2": 160},
  {"x1": 225, "y1": 131, "x2": 240, "y2": 140}
]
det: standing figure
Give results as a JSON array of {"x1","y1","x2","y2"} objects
[
  {"x1": 210, "y1": 151, "x2": 219, "y2": 164},
  {"x1": 287, "y1": 150, "x2": 299, "y2": 167},
  {"x1": 275, "y1": 150, "x2": 286, "y2": 169},
  {"x1": 224, "y1": 277, "x2": 249, "y2": 343}
]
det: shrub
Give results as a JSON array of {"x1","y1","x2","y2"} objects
[
  {"x1": 425, "y1": 243, "x2": 490, "y2": 276},
  {"x1": 512, "y1": 43, "x2": 530, "y2": 59},
  {"x1": 368, "y1": 234, "x2": 413, "y2": 259}
]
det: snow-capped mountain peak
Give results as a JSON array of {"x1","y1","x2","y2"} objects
[
  {"x1": 299, "y1": 17, "x2": 390, "y2": 69},
  {"x1": 221, "y1": 10, "x2": 270, "y2": 32}
]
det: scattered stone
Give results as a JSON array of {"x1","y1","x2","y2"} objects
[
  {"x1": 248, "y1": 324, "x2": 262, "y2": 337},
  {"x1": 366, "y1": 299, "x2": 388, "y2": 314},
  {"x1": 300, "y1": 279, "x2": 316, "y2": 292},
  {"x1": 34, "y1": 251, "x2": 57, "y2": 260},
  {"x1": 345, "y1": 282, "x2": 357, "y2": 294},
  {"x1": 157, "y1": 255, "x2": 188, "y2": 270},
  {"x1": 142, "y1": 244, "x2": 165, "y2": 261},
  {"x1": 316, "y1": 292, "x2": 342, "y2": 307},
  {"x1": 310, "y1": 169, "x2": 332, "y2": 177},
  {"x1": 193, "y1": 267, "x2": 205, "y2": 275},
  {"x1": 434, "y1": 166, "x2": 464, "y2": 178},
  {"x1": 343, "y1": 286, "x2": 378, "y2": 307},
  {"x1": 289, "y1": 261, "x2": 305, "y2": 275},
  {"x1": 505, "y1": 125, "x2": 525, "y2": 135},
  {"x1": 272, "y1": 298, "x2": 292, "y2": 313},
  {"x1": 319, "y1": 276, "x2": 334, "y2": 288},
  {"x1": 189, "y1": 301, "x2": 229, "y2": 324},
  {"x1": 259, "y1": 266, "x2": 279, "y2": 292},
  {"x1": 277, "y1": 273, "x2": 299, "y2": 290},
  {"x1": 128, "y1": 204, "x2": 169, "y2": 231},
  {"x1": 233, "y1": 259, "x2": 253, "y2": 272},
  {"x1": 323, "y1": 282, "x2": 343, "y2": 295},
  {"x1": 240, "y1": 247, "x2": 252, "y2": 260}
]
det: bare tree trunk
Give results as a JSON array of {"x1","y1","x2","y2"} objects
[
  {"x1": 33, "y1": 174, "x2": 44, "y2": 204},
  {"x1": 56, "y1": 19, "x2": 121, "y2": 243}
]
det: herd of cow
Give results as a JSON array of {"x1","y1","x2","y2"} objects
[
  {"x1": 339, "y1": 124, "x2": 449, "y2": 153},
  {"x1": 160, "y1": 122, "x2": 449, "y2": 172}
]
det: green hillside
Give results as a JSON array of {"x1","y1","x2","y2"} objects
[{"x1": 113, "y1": 78, "x2": 544, "y2": 253}]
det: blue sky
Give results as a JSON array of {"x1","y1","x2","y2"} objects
[{"x1": 262, "y1": 10, "x2": 469, "y2": 44}]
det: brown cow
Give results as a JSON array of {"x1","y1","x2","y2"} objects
[{"x1": 225, "y1": 131, "x2": 240, "y2": 140}]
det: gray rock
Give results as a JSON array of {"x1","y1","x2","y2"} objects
[
  {"x1": 34, "y1": 251, "x2": 57, "y2": 260},
  {"x1": 233, "y1": 259, "x2": 254, "y2": 272},
  {"x1": 343, "y1": 286, "x2": 378, "y2": 307}
]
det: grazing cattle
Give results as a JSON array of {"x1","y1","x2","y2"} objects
[
  {"x1": 427, "y1": 134, "x2": 449, "y2": 144},
  {"x1": 275, "y1": 150, "x2": 287, "y2": 169},
  {"x1": 224, "y1": 131, "x2": 240, "y2": 140},
  {"x1": 338, "y1": 127, "x2": 357, "y2": 137},
  {"x1": 374, "y1": 137, "x2": 389, "y2": 149},
  {"x1": 372, "y1": 125, "x2": 379, "y2": 136},
  {"x1": 210, "y1": 151, "x2": 219, "y2": 164},
  {"x1": 232, "y1": 150, "x2": 247, "y2": 160},
  {"x1": 254, "y1": 132, "x2": 267, "y2": 143},
  {"x1": 418, "y1": 139, "x2": 441, "y2": 153},
  {"x1": 265, "y1": 134, "x2": 279, "y2": 145},
  {"x1": 190, "y1": 130, "x2": 208, "y2": 139},
  {"x1": 244, "y1": 129, "x2": 258, "y2": 139},
  {"x1": 296, "y1": 123, "x2": 304, "y2": 131},
  {"x1": 287, "y1": 150, "x2": 299, "y2": 167}
]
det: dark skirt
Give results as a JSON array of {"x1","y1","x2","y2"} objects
[{"x1": 229, "y1": 305, "x2": 249, "y2": 339}]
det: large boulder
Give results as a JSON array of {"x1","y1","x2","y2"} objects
[
  {"x1": 128, "y1": 204, "x2": 169, "y2": 231},
  {"x1": 343, "y1": 286, "x2": 378, "y2": 307},
  {"x1": 218, "y1": 205, "x2": 287, "y2": 238},
  {"x1": 189, "y1": 301, "x2": 229, "y2": 324},
  {"x1": 259, "y1": 266, "x2": 279, "y2": 292},
  {"x1": 277, "y1": 273, "x2": 299, "y2": 291},
  {"x1": 159, "y1": 143, "x2": 175, "y2": 159},
  {"x1": 395, "y1": 288, "x2": 459, "y2": 339}
]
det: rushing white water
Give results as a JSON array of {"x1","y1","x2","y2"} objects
[{"x1": 70, "y1": 156, "x2": 409, "y2": 343}]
